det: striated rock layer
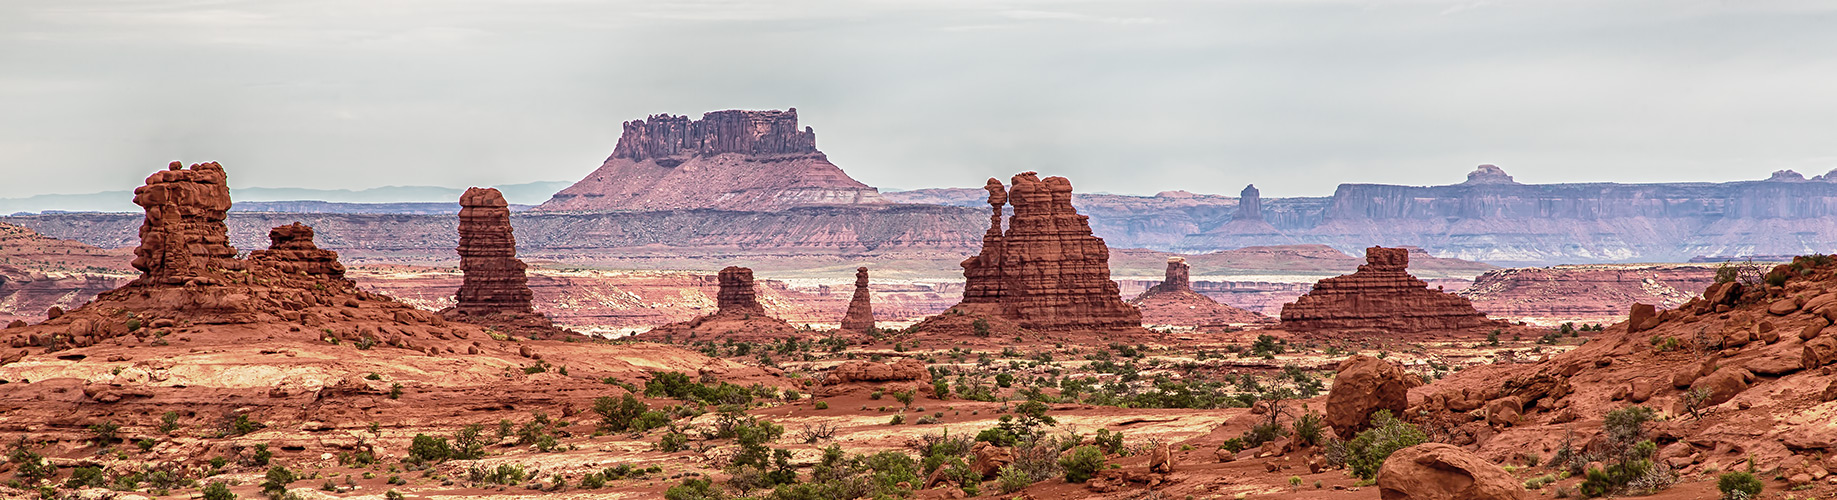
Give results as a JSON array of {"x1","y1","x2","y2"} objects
[
  {"x1": 249, "y1": 222, "x2": 346, "y2": 278},
  {"x1": 535, "y1": 109, "x2": 885, "y2": 212},
  {"x1": 1458, "y1": 264, "x2": 1720, "y2": 326},
  {"x1": 1129, "y1": 257, "x2": 1267, "y2": 326},
  {"x1": 940, "y1": 172, "x2": 1141, "y2": 330},
  {"x1": 1280, "y1": 246, "x2": 1503, "y2": 332},
  {"x1": 840, "y1": 267, "x2": 874, "y2": 332},
  {"x1": 453, "y1": 188, "x2": 534, "y2": 316}
]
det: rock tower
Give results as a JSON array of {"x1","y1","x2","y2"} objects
[
  {"x1": 948, "y1": 172, "x2": 1140, "y2": 330},
  {"x1": 715, "y1": 266, "x2": 766, "y2": 316},
  {"x1": 454, "y1": 187, "x2": 534, "y2": 316},
  {"x1": 1234, "y1": 184, "x2": 1263, "y2": 221},
  {"x1": 841, "y1": 267, "x2": 874, "y2": 332},
  {"x1": 130, "y1": 161, "x2": 241, "y2": 284},
  {"x1": 1280, "y1": 246, "x2": 1501, "y2": 331}
]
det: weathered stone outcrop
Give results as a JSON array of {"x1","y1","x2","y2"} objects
[
  {"x1": 130, "y1": 161, "x2": 241, "y2": 284},
  {"x1": 1129, "y1": 257, "x2": 1266, "y2": 326},
  {"x1": 1280, "y1": 246, "x2": 1502, "y2": 332},
  {"x1": 943, "y1": 172, "x2": 1140, "y2": 330},
  {"x1": 1327, "y1": 355, "x2": 1412, "y2": 439},
  {"x1": 840, "y1": 267, "x2": 874, "y2": 332},
  {"x1": 535, "y1": 109, "x2": 885, "y2": 212},
  {"x1": 248, "y1": 222, "x2": 345, "y2": 278},
  {"x1": 453, "y1": 188, "x2": 534, "y2": 316},
  {"x1": 715, "y1": 266, "x2": 765, "y2": 316},
  {"x1": 1377, "y1": 443, "x2": 1530, "y2": 500},
  {"x1": 1458, "y1": 264, "x2": 1718, "y2": 325}
]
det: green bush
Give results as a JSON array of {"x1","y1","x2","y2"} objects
[
  {"x1": 1059, "y1": 445, "x2": 1106, "y2": 483},
  {"x1": 997, "y1": 463, "x2": 1032, "y2": 493},
  {"x1": 8, "y1": 446, "x2": 55, "y2": 481},
  {"x1": 66, "y1": 466, "x2": 107, "y2": 488},
  {"x1": 260, "y1": 465, "x2": 295, "y2": 495},
  {"x1": 1347, "y1": 410, "x2": 1427, "y2": 480},
  {"x1": 408, "y1": 434, "x2": 452, "y2": 463},
  {"x1": 202, "y1": 481, "x2": 236, "y2": 500},
  {"x1": 1291, "y1": 412, "x2": 1324, "y2": 447},
  {"x1": 594, "y1": 393, "x2": 651, "y2": 432},
  {"x1": 1716, "y1": 471, "x2": 1763, "y2": 500},
  {"x1": 665, "y1": 477, "x2": 725, "y2": 500}
]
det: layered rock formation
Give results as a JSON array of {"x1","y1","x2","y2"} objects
[
  {"x1": 840, "y1": 267, "x2": 874, "y2": 332},
  {"x1": 453, "y1": 188, "x2": 534, "y2": 316},
  {"x1": 714, "y1": 266, "x2": 765, "y2": 316},
  {"x1": 535, "y1": 109, "x2": 885, "y2": 212},
  {"x1": 934, "y1": 172, "x2": 1141, "y2": 331},
  {"x1": 130, "y1": 161, "x2": 241, "y2": 284},
  {"x1": 0, "y1": 223, "x2": 134, "y2": 324},
  {"x1": 1280, "y1": 247, "x2": 1503, "y2": 332},
  {"x1": 1128, "y1": 257, "x2": 1266, "y2": 326},
  {"x1": 248, "y1": 222, "x2": 346, "y2": 278}
]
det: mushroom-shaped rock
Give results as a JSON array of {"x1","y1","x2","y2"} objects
[
  {"x1": 1377, "y1": 443, "x2": 1530, "y2": 500},
  {"x1": 1327, "y1": 355, "x2": 1411, "y2": 439}
]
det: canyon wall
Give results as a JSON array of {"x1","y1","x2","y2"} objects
[{"x1": 1458, "y1": 264, "x2": 1721, "y2": 326}]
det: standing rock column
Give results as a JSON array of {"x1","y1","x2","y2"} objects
[
  {"x1": 1234, "y1": 184, "x2": 1263, "y2": 222},
  {"x1": 994, "y1": 172, "x2": 1141, "y2": 329},
  {"x1": 1149, "y1": 257, "x2": 1190, "y2": 294},
  {"x1": 716, "y1": 266, "x2": 766, "y2": 316},
  {"x1": 131, "y1": 161, "x2": 240, "y2": 285},
  {"x1": 841, "y1": 267, "x2": 874, "y2": 331},
  {"x1": 959, "y1": 179, "x2": 1009, "y2": 304},
  {"x1": 454, "y1": 187, "x2": 533, "y2": 316}
]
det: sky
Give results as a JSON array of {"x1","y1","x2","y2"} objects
[{"x1": 1, "y1": 0, "x2": 1835, "y2": 199}]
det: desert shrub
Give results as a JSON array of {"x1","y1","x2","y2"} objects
[
  {"x1": 466, "y1": 463, "x2": 527, "y2": 485},
  {"x1": 90, "y1": 420, "x2": 121, "y2": 445},
  {"x1": 1093, "y1": 428, "x2": 1126, "y2": 455},
  {"x1": 1347, "y1": 410, "x2": 1427, "y2": 480},
  {"x1": 202, "y1": 481, "x2": 236, "y2": 500},
  {"x1": 158, "y1": 411, "x2": 182, "y2": 434},
  {"x1": 260, "y1": 465, "x2": 295, "y2": 496},
  {"x1": 407, "y1": 434, "x2": 452, "y2": 464},
  {"x1": 1291, "y1": 412, "x2": 1325, "y2": 447},
  {"x1": 1579, "y1": 405, "x2": 1672, "y2": 496},
  {"x1": 594, "y1": 393, "x2": 650, "y2": 432},
  {"x1": 451, "y1": 424, "x2": 487, "y2": 460},
  {"x1": 1059, "y1": 445, "x2": 1106, "y2": 483},
  {"x1": 66, "y1": 466, "x2": 107, "y2": 488},
  {"x1": 1241, "y1": 420, "x2": 1287, "y2": 448},
  {"x1": 665, "y1": 478, "x2": 725, "y2": 500},
  {"x1": 8, "y1": 445, "x2": 55, "y2": 481},
  {"x1": 225, "y1": 413, "x2": 263, "y2": 437},
  {"x1": 997, "y1": 464, "x2": 1032, "y2": 493},
  {"x1": 1717, "y1": 471, "x2": 1763, "y2": 500},
  {"x1": 249, "y1": 443, "x2": 272, "y2": 466}
]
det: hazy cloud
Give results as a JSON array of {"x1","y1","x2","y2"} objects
[{"x1": 1, "y1": 0, "x2": 1834, "y2": 199}]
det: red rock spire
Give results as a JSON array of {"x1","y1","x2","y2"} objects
[
  {"x1": 841, "y1": 266, "x2": 874, "y2": 332},
  {"x1": 454, "y1": 187, "x2": 533, "y2": 316}
]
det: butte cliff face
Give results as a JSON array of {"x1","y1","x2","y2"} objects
[
  {"x1": 840, "y1": 267, "x2": 874, "y2": 332},
  {"x1": 453, "y1": 188, "x2": 535, "y2": 317},
  {"x1": 1280, "y1": 246, "x2": 1501, "y2": 332},
  {"x1": 1129, "y1": 257, "x2": 1267, "y2": 326},
  {"x1": 943, "y1": 172, "x2": 1141, "y2": 330},
  {"x1": 535, "y1": 109, "x2": 886, "y2": 212}
]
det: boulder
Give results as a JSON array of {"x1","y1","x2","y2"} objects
[
  {"x1": 1628, "y1": 303, "x2": 1659, "y2": 333},
  {"x1": 1485, "y1": 397, "x2": 1522, "y2": 427},
  {"x1": 1377, "y1": 443, "x2": 1529, "y2": 500},
  {"x1": 1327, "y1": 355, "x2": 1411, "y2": 439},
  {"x1": 1628, "y1": 378, "x2": 1657, "y2": 403},
  {"x1": 1770, "y1": 299, "x2": 1802, "y2": 316},
  {"x1": 1805, "y1": 336, "x2": 1837, "y2": 370},
  {"x1": 969, "y1": 442, "x2": 1012, "y2": 479},
  {"x1": 1148, "y1": 442, "x2": 1173, "y2": 473},
  {"x1": 1689, "y1": 366, "x2": 1753, "y2": 406}
]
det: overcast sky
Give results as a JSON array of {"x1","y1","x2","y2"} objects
[{"x1": 2, "y1": 0, "x2": 1834, "y2": 199}]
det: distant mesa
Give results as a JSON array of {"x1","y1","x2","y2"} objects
[
  {"x1": 1459, "y1": 164, "x2": 1519, "y2": 185},
  {"x1": 534, "y1": 108, "x2": 887, "y2": 212},
  {"x1": 1280, "y1": 246, "x2": 1503, "y2": 332}
]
